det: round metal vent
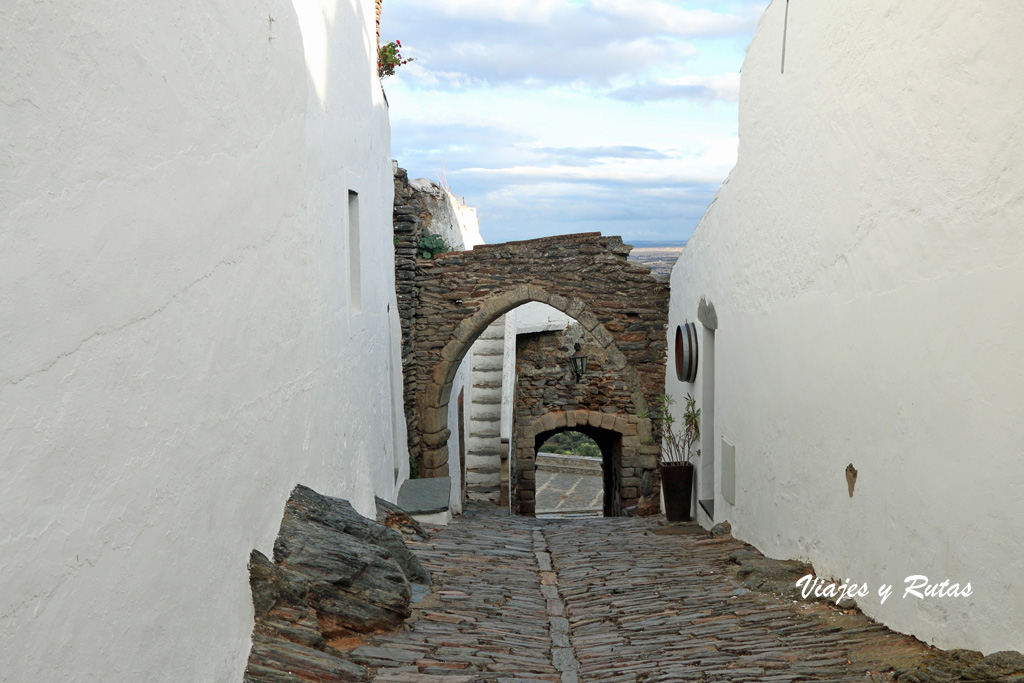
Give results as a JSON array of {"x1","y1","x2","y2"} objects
[{"x1": 674, "y1": 322, "x2": 699, "y2": 383}]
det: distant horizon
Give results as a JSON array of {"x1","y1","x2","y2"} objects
[{"x1": 626, "y1": 239, "x2": 688, "y2": 247}]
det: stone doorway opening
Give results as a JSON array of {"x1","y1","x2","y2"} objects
[
  {"x1": 515, "y1": 409, "x2": 650, "y2": 517},
  {"x1": 534, "y1": 430, "x2": 604, "y2": 517}
]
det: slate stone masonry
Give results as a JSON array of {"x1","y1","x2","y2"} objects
[
  {"x1": 407, "y1": 231, "x2": 670, "y2": 514},
  {"x1": 515, "y1": 327, "x2": 659, "y2": 516}
]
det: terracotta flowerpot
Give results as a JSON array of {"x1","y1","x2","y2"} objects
[{"x1": 660, "y1": 462, "x2": 694, "y2": 522}]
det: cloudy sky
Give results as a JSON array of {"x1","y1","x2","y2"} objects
[{"x1": 380, "y1": 0, "x2": 770, "y2": 244}]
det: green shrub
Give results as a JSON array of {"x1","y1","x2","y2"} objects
[{"x1": 418, "y1": 231, "x2": 451, "y2": 259}]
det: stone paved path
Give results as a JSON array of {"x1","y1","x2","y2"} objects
[
  {"x1": 349, "y1": 506, "x2": 930, "y2": 683},
  {"x1": 536, "y1": 470, "x2": 603, "y2": 516}
]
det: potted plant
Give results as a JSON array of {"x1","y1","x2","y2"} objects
[{"x1": 652, "y1": 393, "x2": 700, "y2": 522}]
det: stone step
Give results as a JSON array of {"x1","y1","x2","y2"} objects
[
  {"x1": 469, "y1": 403, "x2": 500, "y2": 419},
  {"x1": 466, "y1": 470, "x2": 501, "y2": 487},
  {"x1": 471, "y1": 386, "x2": 502, "y2": 403},
  {"x1": 467, "y1": 490, "x2": 500, "y2": 502},
  {"x1": 471, "y1": 355, "x2": 504, "y2": 372},
  {"x1": 478, "y1": 324, "x2": 505, "y2": 341},
  {"x1": 466, "y1": 453, "x2": 500, "y2": 470},
  {"x1": 467, "y1": 439, "x2": 500, "y2": 455}
]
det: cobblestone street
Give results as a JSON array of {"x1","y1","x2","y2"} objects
[
  {"x1": 348, "y1": 506, "x2": 931, "y2": 683},
  {"x1": 536, "y1": 470, "x2": 603, "y2": 516}
]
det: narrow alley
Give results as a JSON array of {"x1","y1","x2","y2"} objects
[{"x1": 348, "y1": 507, "x2": 931, "y2": 683}]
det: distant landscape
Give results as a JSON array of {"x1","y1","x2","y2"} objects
[{"x1": 626, "y1": 240, "x2": 687, "y2": 281}]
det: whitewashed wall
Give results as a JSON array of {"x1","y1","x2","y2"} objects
[
  {"x1": 501, "y1": 308, "x2": 519, "y2": 442},
  {"x1": 0, "y1": 0, "x2": 405, "y2": 680},
  {"x1": 514, "y1": 302, "x2": 572, "y2": 335},
  {"x1": 669, "y1": 0, "x2": 1024, "y2": 654}
]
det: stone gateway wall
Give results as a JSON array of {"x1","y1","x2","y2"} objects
[
  {"x1": 514, "y1": 329, "x2": 658, "y2": 515},
  {"x1": 407, "y1": 233, "x2": 670, "y2": 512}
]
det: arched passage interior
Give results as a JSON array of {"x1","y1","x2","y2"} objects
[{"x1": 533, "y1": 424, "x2": 627, "y2": 517}]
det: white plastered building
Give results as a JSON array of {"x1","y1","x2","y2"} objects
[
  {"x1": 0, "y1": 0, "x2": 408, "y2": 679},
  {"x1": 668, "y1": 0, "x2": 1024, "y2": 655}
]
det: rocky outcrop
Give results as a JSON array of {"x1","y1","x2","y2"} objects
[
  {"x1": 729, "y1": 546, "x2": 815, "y2": 601},
  {"x1": 244, "y1": 485, "x2": 430, "y2": 683},
  {"x1": 375, "y1": 495, "x2": 429, "y2": 542},
  {"x1": 896, "y1": 649, "x2": 1024, "y2": 683}
]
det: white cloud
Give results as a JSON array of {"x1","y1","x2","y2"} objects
[
  {"x1": 591, "y1": 0, "x2": 762, "y2": 36},
  {"x1": 381, "y1": 0, "x2": 769, "y2": 242},
  {"x1": 383, "y1": 1, "x2": 761, "y2": 89},
  {"x1": 609, "y1": 72, "x2": 740, "y2": 102}
]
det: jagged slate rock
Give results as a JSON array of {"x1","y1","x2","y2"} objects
[
  {"x1": 280, "y1": 484, "x2": 429, "y2": 586},
  {"x1": 374, "y1": 674, "x2": 477, "y2": 683},
  {"x1": 245, "y1": 633, "x2": 368, "y2": 683},
  {"x1": 273, "y1": 486, "x2": 413, "y2": 635},
  {"x1": 729, "y1": 549, "x2": 762, "y2": 564},
  {"x1": 254, "y1": 604, "x2": 325, "y2": 652},
  {"x1": 249, "y1": 550, "x2": 309, "y2": 618},
  {"x1": 348, "y1": 645, "x2": 422, "y2": 666},
  {"x1": 248, "y1": 550, "x2": 329, "y2": 652},
  {"x1": 897, "y1": 651, "x2": 985, "y2": 683},
  {"x1": 710, "y1": 520, "x2": 732, "y2": 538},
  {"x1": 730, "y1": 549, "x2": 813, "y2": 600},
  {"x1": 375, "y1": 496, "x2": 429, "y2": 542},
  {"x1": 965, "y1": 651, "x2": 1024, "y2": 681}
]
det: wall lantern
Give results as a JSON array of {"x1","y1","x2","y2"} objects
[
  {"x1": 675, "y1": 322, "x2": 699, "y2": 383},
  {"x1": 569, "y1": 343, "x2": 588, "y2": 381}
]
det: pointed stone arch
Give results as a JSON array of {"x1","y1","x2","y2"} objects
[{"x1": 403, "y1": 233, "x2": 669, "y2": 514}]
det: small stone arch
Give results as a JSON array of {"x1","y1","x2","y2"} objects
[{"x1": 518, "y1": 409, "x2": 652, "y2": 517}]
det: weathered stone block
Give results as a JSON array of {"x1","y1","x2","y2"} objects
[
  {"x1": 421, "y1": 447, "x2": 448, "y2": 470},
  {"x1": 419, "y1": 408, "x2": 447, "y2": 435},
  {"x1": 419, "y1": 462, "x2": 449, "y2": 478},
  {"x1": 637, "y1": 419, "x2": 653, "y2": 444},
  {"x1": 422, "y1": 428, "x2": 451, "y2": 448},
  {"x1": 575, "y1": 310, "x2": 600, "y2": 331},
  {"x1": 564, "y1": 297, "x2": 586, "y2": 319}
]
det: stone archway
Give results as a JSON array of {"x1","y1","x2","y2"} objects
[
  {"x1": 402, "y1": 233, "x2": 669, "y2": 514},
  {"x1": 521, "y1": 410, "x2": 653, "y2": 517}
]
